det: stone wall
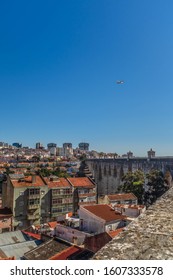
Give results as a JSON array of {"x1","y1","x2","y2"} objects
[
  {"x1": 93, "y1": 186, "x2": 173, "y2": 260},
  {"x1": 86, "y1": 158, "x2": 173, "y2": 195}
]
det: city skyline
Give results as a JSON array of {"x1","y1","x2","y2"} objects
[
  {"x1": 0, "y1": 139, "x2": 170, "y2": 158},
  {"x1": 1, "y1": 1, "x2": 173, "y2": 156}
]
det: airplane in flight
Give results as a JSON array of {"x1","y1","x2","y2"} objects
[{"x1": 116, "y1": 80, "x2": 124, "y2": 84}]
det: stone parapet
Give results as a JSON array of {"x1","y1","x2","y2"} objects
[{"x1": 93, "y1": 187, "x2": 173, "y2": 260}]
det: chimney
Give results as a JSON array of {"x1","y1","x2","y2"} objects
[{"x1": 32, "y1": 175, "x2": 36, "y2": 184}]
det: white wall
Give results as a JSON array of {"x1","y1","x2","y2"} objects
[{"x1": 54, "y1": 224, "x2": 90, "y2": 245}]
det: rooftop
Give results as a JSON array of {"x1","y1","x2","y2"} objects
[
  {"x1": 107, "y1": 193, "x2": 137, "y2": 201},
  {"x1": 24, "y1": 238, "x2": 71, "y2": 260},
  {"x1": 0, "y1": 230, "x2": 30, "y2": 246},
  {"x1": 67, "y1": 177, "x2": 95, "y2": 188},
  {"x1": 49, "y1": 245, "x2": 82, "y2": 260},
  {"x1": 0, "y1": 240, "x2": 38, "y2": 260},
  {"x1": 81, "y1": 204, "x2": 126, "y2": 222},
  {"x1": 11, "y1": 175, "x2": 46, "y2": 188},
  {"x1": 44, "y1": 177, "x2": 71, "y2": 188}
]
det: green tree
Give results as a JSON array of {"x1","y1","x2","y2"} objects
[
  {"x1": 118, "y1": 170, "x2": 145, "y2": 203},
  {"x1": 143, "y1": 169, "x2": 169, "y2": 207}
]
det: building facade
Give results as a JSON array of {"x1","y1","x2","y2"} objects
[{"x1": 2, "y1": 174, "x2": 49, "y2": 229}]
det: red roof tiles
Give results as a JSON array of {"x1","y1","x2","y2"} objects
[
  {"x1": 82, "y1": 204, "x2": 126, "y2": 222},
  {"x1": 44, "y1": 177, "x2": 71, "y2": 188},
  {"x1": 48, "y1": 221, "x2": 58, "y2": 229},
  {"x1": 0, "y1": 256, "x2": 15, "y2": 260},
  {"x1": 108, "y1": 228, "x2": 124, "y2": 238},
  {"x1": 49, "y1": 246, "x2": 82, "y2": 260},
  {"x1": 67, "y1": 177, "x2": 95, "y2": 188},
  {"x1": 22, "y1": 231, "x2": 41, "y2": 240},
  {"x1": 107, "y1": 193, "x2": 137, "y2": 201},
  {"x1": 11, "y1": 176, "x2": 45, "y2": 188}
]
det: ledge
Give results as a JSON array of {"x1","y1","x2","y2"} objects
[{"x1": 93, "y1": 187, "x2": 173, "y2": 260}]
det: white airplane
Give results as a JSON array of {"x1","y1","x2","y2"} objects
[{"x1": 116, "y1": 80, "x2": 124, "y2": 84}]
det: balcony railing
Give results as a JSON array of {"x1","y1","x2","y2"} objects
[
  {"x1": 27, "y1": 204, "x2": 40, "y2": 210},
  {"x1": 52, "y1": 193, "x2": 72, "y2": 197},
  {"x1": 27, "y1": 194, "x2": 40, "y2": 199},
  {"x1": 27, "y1": 213, "x2": 40, "y2": 220}
]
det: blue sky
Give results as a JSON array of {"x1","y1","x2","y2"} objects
[{"x1": 1, "y1": 0, "x2": 173, "y2": 156}]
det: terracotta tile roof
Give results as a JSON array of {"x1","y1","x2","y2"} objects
[
  {"x1": 22, "y1": 231, "x2": 41, "y2": 240},
  {"x1": 82, "y1": 204, "x2": 126, "y2": 222},
  {"x1": 11, "y1": 176, "x2": 46, "y2": 188},
  {"x1": 48, "y1": 221, "x2": 58, "y2": 229},
  {"x1": 0, "y1": 256, "x2": 15, "y2": 260},
  {"x1": 107, "y1": 193, "x2": 137, "y2": 201},
  {"x1": 108, "y1": 228, "x2": 124, "y2": 238},
  {"x1": 44, "y1": 177, "x2": 71, "y2": 188},
  {"x1": 49, "y1": 246, "x2": 82, "y2": 260},
  {"x1": 67, "y1": 177, "x2": 95, "y2": 188},
  {"x1": 67, "y1": 212, "x2": 73, "y2": 218}
]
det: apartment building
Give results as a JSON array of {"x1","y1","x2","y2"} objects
[
  {"x1": 44, "y1": 176, "x2": 96, "y2": 218},
  {"x1": 103, "y1": 193, "x2": 138, "y2": 206},
  {"x1": 2, "y1": 174, "x2": 97, "y2": 228},
  {"x1": 67, "y1": 177, "x2": 96, "y2": 215},
  {"x1": 43, "y1": 176, "x2": 73, "y2": 220},
  {"x1": 2, "y1": 174, "x2": 49, "y2": 229}
]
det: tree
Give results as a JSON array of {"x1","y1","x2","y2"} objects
[
  {"x1": 79, "y1": 154, "x2": 87, "y2": 161},
  {"x1": 118, "y1": 170, "x2": 145, "y2": 203},
  {"x1": 164, "y1": 170, "x2": 172, "y2": 187},
  {"x1": 143, "y1": 169, "x2": 169, "y2": 207}
]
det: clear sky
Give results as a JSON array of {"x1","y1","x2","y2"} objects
[{"x1": 1, "y1": 0, "x2": 173, "y2": 156}]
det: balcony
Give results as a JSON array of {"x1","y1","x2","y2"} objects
[
  {"x1": 52, "y1": 193, "x2": 72, "y2": 198},
  {"x1": 27, "y1": 204, "x2": 40, "y2": 210},
  {"x1": 27, "y1": 194, "x2": 40, "y2": 199},
  {"x1": 27, "y1": 213, "x2": 40, "y2": 220}
]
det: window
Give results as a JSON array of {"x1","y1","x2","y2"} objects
[
  {"x1": 52, "y1": 189, "x2": 60, "y2": 195},
  {"x1": 68, "y1": 205, "x2": 73, "y2": 211},
  {"x1": 28, "y1": 198, "x2": 40, "y2": 205},
  {"x1": 20, "y1": 191, "x2": 24, "y2": 196},
  {"x1": 52, "y1": 208, "x2": 63, "y2": 213},
  {"x1": 29, "y1": 189, "x2": 40, "y2": 195},
  {"x1": 52, "y1": 198, "x2": 62, "y2": 205},
  {"x1": 63, "y1": 198, "x2": 73, "y2": 204},
  {"x1": 64, "y1": 188, "x2": 72, "y2": 195}
]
